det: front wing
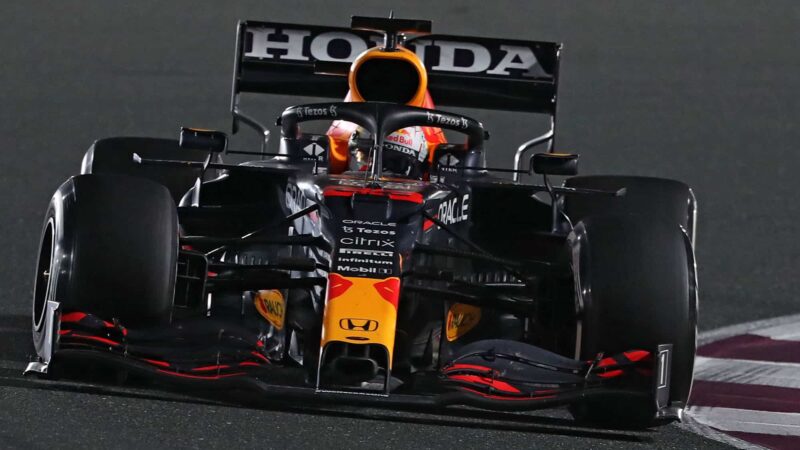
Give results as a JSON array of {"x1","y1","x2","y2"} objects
[{"x1": 27, "y1": 306, "x2": 675, "y2": 419}]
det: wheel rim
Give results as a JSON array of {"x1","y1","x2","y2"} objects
[{"x1": 32, "y1": 220, "x2": 54, "y2": 331}]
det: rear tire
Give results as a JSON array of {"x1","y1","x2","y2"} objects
[
  {"x1": 32, "y1": 174, "x2": 178, "y2": 354},
  {"x1": 568, "y1": 214, "x2": 696, "y2": 428},
  {"x1": 565, "y1": 175, "x2": 696, "y2": 243},
  {"x1": 81, "y1": 137, "x2": 219, "y2": 202}
]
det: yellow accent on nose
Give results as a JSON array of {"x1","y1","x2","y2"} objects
[{"x1": 320, "y1": 275, "x2": 400, "y2": 368}]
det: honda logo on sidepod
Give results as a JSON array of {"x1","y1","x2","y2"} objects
[{"x1": 339, "y1": 318, "x2": 379, "y2": 332}]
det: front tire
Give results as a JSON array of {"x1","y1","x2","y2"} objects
[
  {"x1": 568, "y1": 214, "x2": 696, "y2": 428},
  {"x1": 32, "y1": 174, "x2": 178, "y2": 355}
]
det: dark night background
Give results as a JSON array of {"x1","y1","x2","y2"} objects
[{"x1": 1, "y1": 1, "x2": 797, "y2": 448}]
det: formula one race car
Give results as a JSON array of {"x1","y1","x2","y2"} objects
[{"x1": 27, "y1": 16, "x2": 698, "y2": 428}]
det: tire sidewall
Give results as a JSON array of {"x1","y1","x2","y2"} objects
[{"x1": 33, "y1": 179, "x2": 78, "y2": 355}]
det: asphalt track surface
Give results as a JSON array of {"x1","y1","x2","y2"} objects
[{"x1": 1, "y1": 1, "x2": 798, "y2": 448}]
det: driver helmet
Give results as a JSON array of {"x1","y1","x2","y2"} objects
[{"x1": 348, "y1": 126, "x2": 429, "y2": 178}]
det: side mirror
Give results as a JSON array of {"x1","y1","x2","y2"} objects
[
  {"x1": 179, "y1": 127, "x2": 228, "y2": 152},
  {"x1": 532, "y1": 153, "x2": 579, "y2": 176}
]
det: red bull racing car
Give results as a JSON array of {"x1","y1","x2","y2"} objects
[{"x1": 27, "y1": 16, "x2": 698, "y2": 428}]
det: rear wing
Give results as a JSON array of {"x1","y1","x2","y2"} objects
[
  {"x1": 230, "y1": 20, "x2": 561, "y2": 127},
  {"x1": 230, "y1": 18, "x2": 562, "y2": 173}
]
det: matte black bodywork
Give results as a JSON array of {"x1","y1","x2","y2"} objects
[{"x1": 27, "y1": 17, "x2": 695, "y2": 425}]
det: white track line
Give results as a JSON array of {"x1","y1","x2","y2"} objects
[
  {"x1": 698, "y1": 313, "x2": 800, "y2": 346},
  {"x1": 689, "y1": 407, "x2": 800, "y2": 437},
  {"x1": 680, "y1": 313, "x2": 800, "y2": 449},
  {"x1": 694, "y1": 356, "x2": 800, "y2": 389},
  {"x1": 749, "y1": 322, "x2": 800, "y2": 341}
]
